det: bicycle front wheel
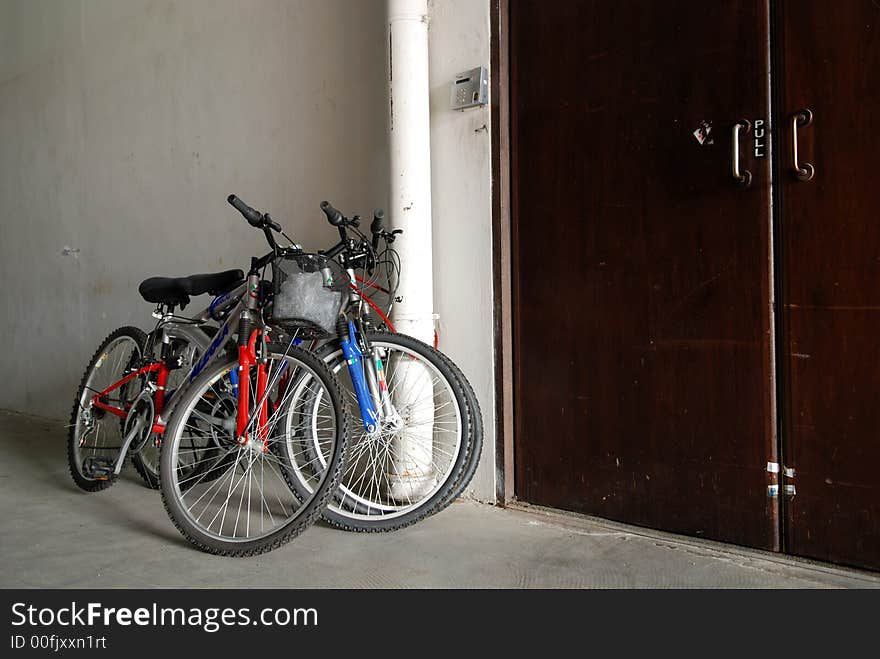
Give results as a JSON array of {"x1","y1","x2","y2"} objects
[
  {"x1": 298, "y1": 332, "x2": 473, "y2": 532},
  {"x1": 159, "y1": 343, "x2": 348, "y2": 556}
]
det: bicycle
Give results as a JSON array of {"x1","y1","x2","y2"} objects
[
  {"x1": 332, "y1": 236, "x2": 485, "y2": 520},
  {"x1": 68, "y1": 199, "x2": 349, "y2": 555},
  {"x1": 191, "y1": 195, "x2": 482, "y2": 531},
  {"x1": 273, "y1": 199, "x2": 484, "y2": 531}
]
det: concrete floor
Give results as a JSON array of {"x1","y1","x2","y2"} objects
[{"x1": 1, "y1": 410, "x2": 878, "y2": 589}]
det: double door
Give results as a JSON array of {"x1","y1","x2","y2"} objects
[{"x1": 511, "y1": 0, "x2": 880, "y2": 569}]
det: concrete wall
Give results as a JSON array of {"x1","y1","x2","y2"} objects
[
  {"x1": 0, "y1": 0, "x2": 388, "y2": 416},
  {"x1": 426, "y1": 0, "x2": 495, "y2": 501},
  {"x1": 0, "y1": 0, "x2": 497, "y2": 502}
]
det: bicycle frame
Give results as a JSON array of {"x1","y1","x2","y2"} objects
[
  {"x1": 350, "y1": 275, "x2": 396, "y2": 332},
  {"x1": 89, "y1": 266, "x2": 393, "y2": 457},
  {"x1": 88, "y1": 282, "x2": 248, "y2": 436},
  {"x1": 90, "y1": 361, "x2": 169, "y2": 434}
]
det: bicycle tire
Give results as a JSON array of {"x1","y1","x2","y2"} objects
[
  {"x1": 67, "y1": 326, "x2": 147, "y2": 492},
  {"x1": 434, "y1": 351, "x2": 484, "y2": 505}
]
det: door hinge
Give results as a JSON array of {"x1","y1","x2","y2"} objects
[
  {"x1": 767, "y1": 463, "x2": 796, "y2": 497},
  {"x1": 784, "y1": 465, "x2": 795, "y2": 496}
]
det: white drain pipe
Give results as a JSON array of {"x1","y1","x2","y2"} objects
[
  {"x1": 386, "y1": 0, "x2": 435, "y2": 501},
  {"x1": 388, "y1": 0, "x2": 434, "y2": 343}
]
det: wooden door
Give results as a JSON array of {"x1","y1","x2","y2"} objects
[
  {"x1": 777, "y1": 0, "x2": 880, "y2": 570},
  {"x1": 510, "y1": 0, "x2": 779, "y2": 549}
]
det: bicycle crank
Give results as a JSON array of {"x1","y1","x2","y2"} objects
[
  {"x1": 93, "y1": 391, "x2": 155, "y2": 478},
  {"x1": 125, "y1": 392, "x2": 156, "y2": 454}
]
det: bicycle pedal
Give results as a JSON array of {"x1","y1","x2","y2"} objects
[{"x1": 83, "y1": 456, "x2": 116, "y2": 480}]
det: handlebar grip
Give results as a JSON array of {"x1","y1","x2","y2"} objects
[
  {"x1": 320, "y1": 200, "x2": 345, "y2": 226},
  {"x1": 370, "y1": 209, "x2": 385, "y2": 250},
  {"x1": 227, "y1": 194, "x2": 263, "y2": 227},
  {"x1": 370, "y1": 209, "x2": 385, "y2": 235}
]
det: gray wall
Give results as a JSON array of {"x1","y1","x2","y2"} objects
[
  {"x1": 0, "y1": 0, "x2": 497, "y2": 502},
  {"x1": 0, "y1": 0, "x2": 388, "y2": 416},
  {"x1": 427, "y1": 0, "x2": 495, "y2": 500}
]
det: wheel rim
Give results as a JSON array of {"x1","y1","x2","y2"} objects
[
  {"x1": 166, "y1": 353, "x2": 339, "y2": 543},
  {"x1": 287, "y1": 340, "x2": 463, "y2": 521},
  {"x1": 73, "y1": 335, "x2": 142, "y2": 481}
]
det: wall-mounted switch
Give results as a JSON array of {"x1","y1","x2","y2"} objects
[{"x1": 451, "y1": 66, "x2": 488, "y2": 110}]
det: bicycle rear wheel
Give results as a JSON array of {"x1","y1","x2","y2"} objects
[
  {"x1": 132, "y1": 327, "x2": 221, "y2": 489},
  {"x1": 67, "y1": 326, "x2": 147, "y2": 492},
  {"x1": 434, "y1": 354, "x2": 483, "y2": 505},
  {"x1": 159, "y1": 343, "x2": 347, "y2": 556}
]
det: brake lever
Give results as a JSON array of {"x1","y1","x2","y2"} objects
[
  {"x1": 263, "y1": 213, "x2": 282, "y2": 233},
  {"x1": 383, "y1": 229, "x2": 403, "y2": 244},
  {"x1": 262, "y1": 226, "x2": 278, "y2": 251}
]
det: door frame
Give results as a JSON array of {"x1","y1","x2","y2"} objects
[
  {"x1": 490, "y1": 0, "x2": 514, "y2": 503},
  {"x1": 769, "y1": 0, "x2": 789, "y2": 554}
]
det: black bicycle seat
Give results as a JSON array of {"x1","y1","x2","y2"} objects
[{"x1": 138, "y1": 269, "x2": 244, "y2": 308}]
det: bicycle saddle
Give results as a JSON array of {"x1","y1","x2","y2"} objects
[{"x1": 138, "y1": 269, "x2": 244, "y2": 309}]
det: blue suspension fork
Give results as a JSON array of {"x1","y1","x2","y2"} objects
[{"x1": 340, "y1": 320, "x2": 379, "y2": 434}]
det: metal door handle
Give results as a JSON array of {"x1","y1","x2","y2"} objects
[
  {"x1": 732, "y1": 119, "x2": 752, "y2": 187},
  {"x1": 792, "y1": 109, "x2": 815, "y2": 181}
]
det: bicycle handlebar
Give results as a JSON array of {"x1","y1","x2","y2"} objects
[
  {"x1": 317, "y1": 201, "x2": 399, "y2": 267},
  {"x1": 229, "y1": 194, "x2": 394, "y2": 269},
  {"x1": 320, "y1": 200, "x2": 345, "y2": 226},
  {"x1": 227, "y1": 194, "x2": 282, "y2": 233},
  {"x1": 228, "y1": 194, "x2": 262, "y2": 227}
]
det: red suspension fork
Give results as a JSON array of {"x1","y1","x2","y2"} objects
[
  {"x1": 235, "y1": 329, "x2": 270, "y2": 445},
  {"x1": 255, "y1": 361, "x2": 269, "y2": 444},
  {"x1": 235, "y1": 334, "x2": 255, "y2": 441}
]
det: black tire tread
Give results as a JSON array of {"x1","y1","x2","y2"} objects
[
  {"x1": 131, "y1": 452, "x2": 160, "y2": 489},
  {"x1": 437, "y1": 353, "x2": 484, "y2": 504},
  {"x1": 67, "y1": 326, "x2": 147, "y2": 492}
]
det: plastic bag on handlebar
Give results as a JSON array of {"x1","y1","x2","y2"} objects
[{"x1": 269, "y1": 253, "x2": 347, "y2": 337}]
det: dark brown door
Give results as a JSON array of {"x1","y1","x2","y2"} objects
[
  {"x1": 511, "y1": 0, "x2": 779, "y2": 549},
  {"x1": 777, "y1": 0, "x2": 880, "y2": 570}
]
